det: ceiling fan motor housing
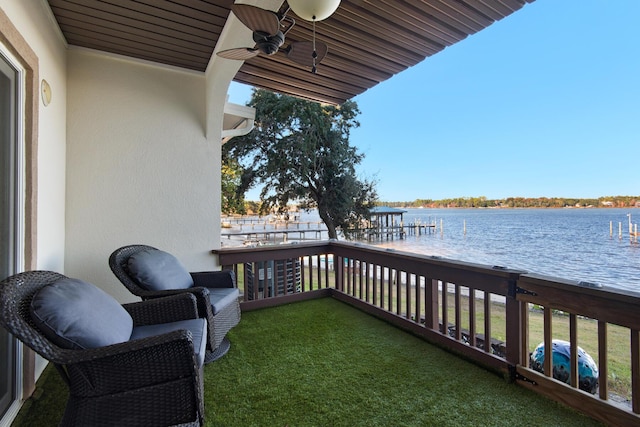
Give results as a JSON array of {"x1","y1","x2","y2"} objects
[{"x1": 253, "y1": 31, "x2": 285, "y2": 55}]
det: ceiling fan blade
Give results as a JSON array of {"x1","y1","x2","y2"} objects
[
  {"x1": 286, "y1": 41, "x2": 328, "y2": 67},
  {"x1": 231, "y1": 4, "x2": 280, "y2": 36},
  {"x1": 217, "y1": 47, "x2": 260, "y2": 61}
]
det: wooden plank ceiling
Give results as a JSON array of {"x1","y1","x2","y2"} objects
[{"x1": 48, "y1": 0, "x2": 534, "y2": 105}]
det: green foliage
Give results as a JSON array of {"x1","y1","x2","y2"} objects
[
  {"x1": 221, "y1": 157, "x2": 245, "y2": 214},
  {"x1": 223, "y1": 89, "x2": 377, "y2": 238},
  {"x1": 383, "y1": 195, "x2": 640, "y2": 209}
]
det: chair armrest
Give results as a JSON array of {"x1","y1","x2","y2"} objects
[
  {"x1": 57, "y1": 328, "x2": 194, "y2": 362},
  {"x1": 54, "y1": 330, "x2": 201, "y2": 390},
  {"x1": 124, "y1": 293, "x2": 199, "y2": 326},
  {"x1": 133, "y1": 287, "x2": 213, "y2": 323},
  {"x1": 190, "y1": 270, "x2": 236, "y2": 289},
  {"x1": 132, "y1": 287, "x2": 194, "y2": 299}
]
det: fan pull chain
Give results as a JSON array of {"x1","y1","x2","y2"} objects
[{"x1": 312, "y1": 18, "x2": 318, "y2": 73}]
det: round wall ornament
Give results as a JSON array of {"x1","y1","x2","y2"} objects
[{"x1": 41, "y1": 79, "x2": 52, "y2": 106}]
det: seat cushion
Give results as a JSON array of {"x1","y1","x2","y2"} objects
[
  {"x1": 30, "y1": 278, "x2": 133, "y2": 350},
  {"x1": 127, "y1": 248, "x2": 194, "y2": 291},
  {"x1": 208, "y1": 288, "x2": 240, "y2": 315},
  {"x1": 130, "y1": 318, "x2": 208, "y2": 367}
]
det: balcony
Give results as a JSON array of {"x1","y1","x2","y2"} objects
[
  {"x1": 218, "y1": 240, "x2": 639, "y2": 425},
  {"x1": 14, "y1": 240, "x2": 640, "y2": 426}
]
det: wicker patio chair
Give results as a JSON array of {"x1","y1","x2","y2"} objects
[
  {"x1": 109, "y1": 244, "x2": 241, "y2": 363},
  {"x1": 0, "y1": 270, "x2": 206, "y2": 427}
]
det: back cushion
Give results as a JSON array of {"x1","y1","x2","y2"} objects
[
  {"x1": 126, "y1": 248, "x2": 194, "y2": 291},
  {"x1": 30, "y1": 278, "x2": 134, "y2": 350}
]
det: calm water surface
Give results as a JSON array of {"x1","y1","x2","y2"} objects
[
  {"x1": 241, "y1": 208, "x2": 640, "y2": 293},
  {"x1": 367, "y1": 208, "x2": 640, "y2": 293}
]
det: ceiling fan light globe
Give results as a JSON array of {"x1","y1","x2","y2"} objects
[{"x1": 288, "y1": 0, "x2": 340, "y2": 21}]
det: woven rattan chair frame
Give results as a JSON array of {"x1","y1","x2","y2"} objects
[
  {"x1": 0, "y1": 270, "x2": 205, "y2": 427},
  {"x1": 109, "y1": 245, "x2": 241, "y2": 363}
]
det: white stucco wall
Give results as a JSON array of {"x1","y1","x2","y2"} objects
[
  {"x1": 65, "y1": 49, "x2": 225, "y2": 302},
  {"x1": 0, "y1": 1, "x2": 254, "y2": 423},
  {"x1": 1, "y1": 0, "x2": 68, "y2": 273}
]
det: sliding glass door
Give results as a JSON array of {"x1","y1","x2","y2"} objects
[{"x1": 0, "y1": 50, "x2": 18, "y2": 420}]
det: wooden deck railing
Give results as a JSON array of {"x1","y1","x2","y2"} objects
[{"x1": 214, "y1": 240, "x2": 640, "y2": 426}]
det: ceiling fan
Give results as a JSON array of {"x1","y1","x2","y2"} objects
[{"x1": 217, "y1": 4, "x2": 329, "y2": 73}]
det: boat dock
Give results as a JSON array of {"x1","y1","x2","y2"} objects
[
  {"x1": 221, "y1": 209, "x2": 438, "y2": 244},
  {"x1": 361, "y1": 206, "x2": 437, "y2": 240},
  {"x1": 361, "y1": 223, "x2": 436, "y2": 240},
  {"x1": 610, "y1": 213, "x2": 639, "y2": 243},
  {"x1": 222, "y1": 229, "x2": 328, "y2": 244}
]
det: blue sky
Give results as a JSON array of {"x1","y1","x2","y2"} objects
[{"x1": 227, "y1": 0, "x2": 640, "y2": 202}]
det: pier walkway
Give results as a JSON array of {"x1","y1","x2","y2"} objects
[{"x1": 222, "y1": 229, "x2": 328, "y2": 244}]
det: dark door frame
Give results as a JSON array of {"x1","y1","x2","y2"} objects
[{"x1": 0, "y1": 6, "x2": 40, "y2": 409}]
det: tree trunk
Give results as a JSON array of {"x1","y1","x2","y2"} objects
[{"x1": 318, "y1": 210, "x2": 338, "y2": 239}]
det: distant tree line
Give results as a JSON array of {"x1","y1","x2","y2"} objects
[{"x1": 380, "y1": 196, "x2": 640, "y2": 209}]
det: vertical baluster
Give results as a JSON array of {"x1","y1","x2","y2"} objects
[
  {"x1": 425, "y1": 278, "x2": 438, "y2": 330},
  {"x1": 405, "y1": 272, "x2": 412, "y2": 320},
  {"x1": 415, "y1": 274, "x2": 421, "y2": 324},
  {"x1": 388, "y1": 268, "x2": 394, "y2": 314},
  {"x1": 359, "y1": 260, "x2": 364, "y2": 299},
  {"x1": 484, "y1": 292, "x2": 491, "y2": 353},
  {"x1": 569, "y1": 314, "x2": 578, "y2": 388},
  {"x1": 316, "y1": 254, "x2": 321, "y2": 291},
  {"x1": 454, "y1": 284, "x2": 461, "y2": 340},
  {"x1": 380, "y1": 267, "x2": 385, "y2": 310},
  {"x1": 324, "y1": 254, "x2": 329, "y2": 289},
  {"x1": 372, "y1": 264, "x2": 378, "y2": 306},
  {"x1": 442, "y1": 282, "x2": 449, "y2": 335},
  {"x1": 351, "y1": 259, "x2": 357, "y2": 297},
  {"x1": 396, "y1": 270, "x2": 402, "y2": 316},
  {"x1": 349, "y1": 259, "x2": 355, "y2": 297},
  {"x1": 520, "y1": 302, "x2": 529, "y2": 367},
  {"x1": 365, "y1": 262, "x2": 370, "y2": 302},
  {"x1": 242, "y1": 263, "x2": 249, "y2": 302},
  {"x1": 300, "y1": 256, "x2": 306, "y2": 292},
  {"x1": 261, "y1": 261, "x2": 268, "y2": 299},
  {"x1": 543, "y1": 307, "x2": 553, "y2": 377},
  {"x1": 245, "y1": 262, "x2": 253, "y2": 300},
  {"x1": 468, "y1": 287, "x2": 476, "y2": 348},
  {"x1": 308, "y1": 255, "x2": 314, "y2": 291},
  {"x1": 598, "y1": 321, "x2": 608, "y2": 400},
  {"x1": 345, "y1": 258, "x2": 350, "y2": 294}
]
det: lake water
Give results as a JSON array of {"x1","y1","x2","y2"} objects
[{"x1": 291, "y1": 208, "x2": 640, "y2": 293}]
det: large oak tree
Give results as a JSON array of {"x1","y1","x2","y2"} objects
[{"x1": 222, "y1": 89, "x2": 377, "y2": 239}]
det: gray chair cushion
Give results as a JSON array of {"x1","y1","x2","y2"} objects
[
  {"x1": 130, "y1": 318, "x2": 208, "y2": 367},
  {"x1": 30, "y1": 278, "x2": 133, "y2": 350},
  {"x1": 208, "y1": 288, "x2": 240, "y2": 315},
  {"x1": 127, "y1": 248, "x2": 194, "y2": 291}
]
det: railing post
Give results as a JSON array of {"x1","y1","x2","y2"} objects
[
  {"x1": 506, "y1": 277, "x2": 522, "y2": 367},
  {"x1": 335, "y1": 255, "x2": 344, "y2": 292},
  {"x1": 425, "y1": 278, "x2": 438, "y2": 330}
]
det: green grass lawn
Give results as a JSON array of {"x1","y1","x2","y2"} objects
[
  {"x1": 241, "y1": 263, "x2": 632, "y2": 399},
  {"x1": 203, "y1": 298, "x2": 601, "y2": 426},
  {"x1": 14, "y1": 298, "x2": 604, "y2": 426}
]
